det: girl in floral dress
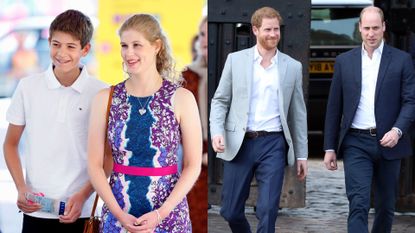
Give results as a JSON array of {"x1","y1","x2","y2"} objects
[{"x1": 88, "y1": 14, "x2": 202, "y2": 233}]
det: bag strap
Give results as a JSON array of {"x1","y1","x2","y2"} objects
[
  {"x1": 105, "y1": 86, "x2": 115, "y2": 134},
  {"x1": 89, "y1": 85, "x2": 115, "y2": 218}
]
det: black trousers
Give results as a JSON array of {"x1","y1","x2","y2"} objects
[{"x1": 22, "y1": 214, "x2": 88, "y2": 233}]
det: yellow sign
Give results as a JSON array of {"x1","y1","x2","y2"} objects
[
  {"x1": 96, "y1": 0, "x2": 205, "y2": 84},
  {"x1": 309, "y1": 61, "x2": 334, "y2": 74}
]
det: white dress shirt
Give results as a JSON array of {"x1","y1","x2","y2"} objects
[
  {"x1": 351, "y1": 41, "x2": 384, "y2": 129},
  {"x1": 247, "y1": 46, "x2": 282, "y2": 132}
]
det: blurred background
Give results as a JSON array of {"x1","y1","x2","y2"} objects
[{"x1": 0, "y1": 0, "x2": 206, "y2": 232}]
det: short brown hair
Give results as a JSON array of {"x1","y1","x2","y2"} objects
[
  {"x1": 49, "y1": 9, "x2": 93, "y2": 48},
  {"x1": 251, "y1": 7, "x2": 283, "y2": 28}
]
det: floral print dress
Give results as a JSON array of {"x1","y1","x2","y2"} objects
[{"x1": 100, "y1": 80, "x2": 191, "y2": 233}]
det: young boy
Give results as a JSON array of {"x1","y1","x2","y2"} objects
[{"x1": 3, "y1": 10, "x2": 107, "y2": 232}]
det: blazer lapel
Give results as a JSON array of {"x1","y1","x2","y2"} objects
[
  {"x1": 349, "y1": 48, "x2": 362, "y2": 115},
  {"x1": 374, "y1": 45, "x2": 391, "y2": 103},
  {"x1": 352, "y1": 48, "x2": 362, "y2": 90},
  {"x1": 278, "y1": 51, "x2": 288, "y2": 117},
  {"x1": 245, "y1": 47, "x2": 254, "y2": 100},
  {"x1": 278, "y1": 51, "x2": 287, "y2": 90}
]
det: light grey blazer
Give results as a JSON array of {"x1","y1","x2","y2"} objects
[{"x1": 209, "y1": 46, "x2": 308, "y2": 166}]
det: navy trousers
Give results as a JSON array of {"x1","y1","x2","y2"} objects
[
  {"x1": 342, "y1": 131, "x2": 401, "y2": 233},
  {"x1": 220, "y1": 133, "x2": 286, "y2": 233}
]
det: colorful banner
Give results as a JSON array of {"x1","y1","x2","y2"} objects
[{"x1": 96, "y1": 0, "x2": 205, "y2": 84}]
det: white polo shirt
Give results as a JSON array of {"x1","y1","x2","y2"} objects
[{"x1": 6, "y1": 64, "x2": 107, "y2": 219}]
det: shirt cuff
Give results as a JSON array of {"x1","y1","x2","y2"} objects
[
  {"x1": 325, "y1": 149, "x2": 335, "y2": 152},
  {"x1": 297, "y1": 158, "x2": 307, "y2": 161}
]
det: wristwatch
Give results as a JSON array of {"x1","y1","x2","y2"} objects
[{"x1": 392, "y1": 127, "x2": 402, "y2": 138}]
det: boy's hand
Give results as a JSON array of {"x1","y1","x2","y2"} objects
[
  {"x1": 59, "y1": 191, "x2": 87, "y2": 223},
  {"x1": 17, "y1": 189, "x2": 42, "y2": 213}
]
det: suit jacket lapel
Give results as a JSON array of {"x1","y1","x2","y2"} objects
[
  {"x1": 245, "y1": 47, "x2": 254, "y2": 100},
  {"x1": 375, "y1": 45, "x2": 391, "y2": 103},
  {"x1": 352, "y1": 48, "x2": 362, "y2": 91},
  {"x1": 278, "y1": 51, "x2": 287, "y2": 90},
  {"x1": 349, "y1": 48, "x2": 362, "y2": 115},
  {"x1": 278, "y1": 51, "x2": 288, "y2": 116}
]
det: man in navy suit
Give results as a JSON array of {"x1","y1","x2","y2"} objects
[{"x1": 323, "y1": 6, "x2": 415, "y2": 233}]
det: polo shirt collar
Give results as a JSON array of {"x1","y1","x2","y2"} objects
[{"x1": 45, "y1": 64, "x2": 89, "y2": 93}]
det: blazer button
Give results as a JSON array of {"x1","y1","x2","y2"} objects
[{"x1": 243, "y1": 127, "x2": 246, "y2": 131}]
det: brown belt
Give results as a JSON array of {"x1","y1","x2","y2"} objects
[
  {"x1": 244, "y1": 131, "x2": 282, "y2": 139},
  {"x1": 349, "y1": 128, "x2": 377, "y2": 136}
]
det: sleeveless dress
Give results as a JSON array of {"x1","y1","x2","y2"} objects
[{"x1": 100, "y1": 80, "x2": 191, "y2": 233}]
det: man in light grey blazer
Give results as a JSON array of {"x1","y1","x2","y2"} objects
[{"x1": 210, "y1": 6, "x2": 308, "y2": 233}]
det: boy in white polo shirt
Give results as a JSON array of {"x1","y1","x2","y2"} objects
[{"x1": 3, "y1": 9, "x2": 107, "y2": 232}]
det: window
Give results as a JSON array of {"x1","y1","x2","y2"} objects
[{"x1": 311, "y1": 8, "x2": 362, "y2": 46}]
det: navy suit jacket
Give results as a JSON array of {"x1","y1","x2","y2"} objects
[{"x1": 324, "y1": 44, "x2": 415, "y2": 160}]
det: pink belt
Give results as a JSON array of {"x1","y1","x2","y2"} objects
[{"x1": 113, "y1": 163, "x2": 178, "y2": 176}]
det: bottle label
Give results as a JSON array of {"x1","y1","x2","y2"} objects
[{"x1": 25, "y1": 192, "x2": 66, "y2": 215}]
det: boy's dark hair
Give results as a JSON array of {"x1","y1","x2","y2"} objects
[{"x1": 49, "y1": 9, "x2": 93, "y2": 48}]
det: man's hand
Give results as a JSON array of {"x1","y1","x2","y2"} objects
[
  {"x1": 323, "y1": 151, "x2": 338, "y2": 170},
  {"x1": 59, "y1": 191, "x2": 88, "y2": 223},
  {"x1": 380, "y1": 129, "x2": 399, "y2": 148},
  {"x1": 212, "y1": 135, "x2": 225, "y2": 153},
  {"x1": 297, "y1": 160, "x2": 307, "y2": 181}
]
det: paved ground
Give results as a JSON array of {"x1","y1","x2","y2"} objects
[{"x1": 208, "y1": 159, "x2": 415, "y2": 233}]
